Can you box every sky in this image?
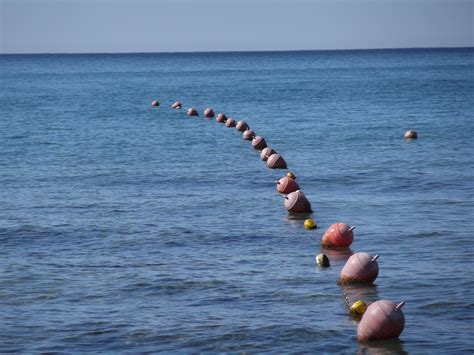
[1,0,472,54]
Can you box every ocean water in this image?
[1,48,473,353]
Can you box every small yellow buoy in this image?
[350,300,368,319]
[287,171,296,179]
[316,253,330,267]
[304,218,316,230]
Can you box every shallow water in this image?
[1,48,473,353]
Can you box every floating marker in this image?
[151,99,160,107]
[216,113,227,123]
[357,300,405,342]
[236,120,249,132]
[276,176,300,194]
[204,108,215,118]
[339,252,379,285]
[225,118,236,127]
[243,129,256,140]
[260,147,276,161]
[321,222,354,248]
[404,130,418,139]
[187,108,199,116]
[267,154,288,169]
[284,190,312,213]
[171,101,182,109]
[316,253,330,267]
[252,136,267,150]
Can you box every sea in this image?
[1,48,473,353]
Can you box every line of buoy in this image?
[154,99,410,343]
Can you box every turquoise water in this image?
[1,48,473,353]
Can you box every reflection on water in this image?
[357,338,407,355]
[321,246,353,266]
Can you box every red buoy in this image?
[243,129,256,140]
[171,101,182,109]
[276,176,300,194]
[151,99,160,107]
[187,108,198,116]
[339,252,379,284]
[284,190,312,213]
[404,130,418,139]
[204,108,215,118]
[357,300,405,342]
[216,113,227,123]
[252,136,267,150]
[260,147,276,161]
[321,222,354,248]
[236,121,249,132]
[267,154,287,169]
[225,118,236,127]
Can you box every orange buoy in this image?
[260,147,276,161]
[187,108,198,116]
[252,136,267,150]
[321,222,354,248]
[225,118,236,127]
[151,99,160,107]
[284,190,312,213]
[216,113,227,123]
[357,300,405,342]
[404,130,418,139]
[267,154,287,169]
[339,252,379,284]
[236,121,249,132]
[204,108,215,118]
[171,101,182,109]
[243,129,256,140]
[276,176,300,194]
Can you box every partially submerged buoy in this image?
[216,113,227,123]
[339,252,379,285]
[284,190,312,213]
[187,108,198,116]
[204,108,215,118]
[267,154,288,169]
[243,129,256,140]
[276,176,300,194]
[321,222,354,248]
[404,130,418,139]
[171,101,182,109]
[350,300,368,319]
[151,99,160,107]
[304,218,316,230]
[316,253,330,267]
[287,171,296,179]
[252,136,267,150]
[260,147,276,161]
[225,118,236,127]
[236,120,249,132]
[357,300,405,342]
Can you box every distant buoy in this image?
[187,108,198,116]
[171,101,182,109]
[151,99,160,107]
[339,252,379,284]
[321,222,354,248]
[216,113,227,123]
[357,300,405,342]
[404,130,418,139]
[243,130,256,140]
[225,118,236,127]
[316,253,330,267]
[304,218,316,230]
[284,190,312,213]
[236,121,249,132]
[267,154,288,169]
[276,176,300,194]
[204,108,215,118]
[260,147,276,161]
[252,136,267,150]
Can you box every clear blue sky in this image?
[1,0,472,54]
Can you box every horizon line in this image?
[1,45,473,56]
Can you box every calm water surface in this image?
[1,49,473,353]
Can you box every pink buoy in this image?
[204,108,215,118]
[225,118,236,127]
[216,113,227,123]
[276,176,300,194]
[236,121,249,132]
[404,130,418,139]
[321,222,355,248]
[252,136,267,150]
[267,154,287,169]
[243,129,256,140]
[171,101,182,109]
[284,190,312,213]
[339,252,379,284]
[260,147,276,161]
[357,300,405,342]
[151,99,160,107]
[187,108,198,116]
